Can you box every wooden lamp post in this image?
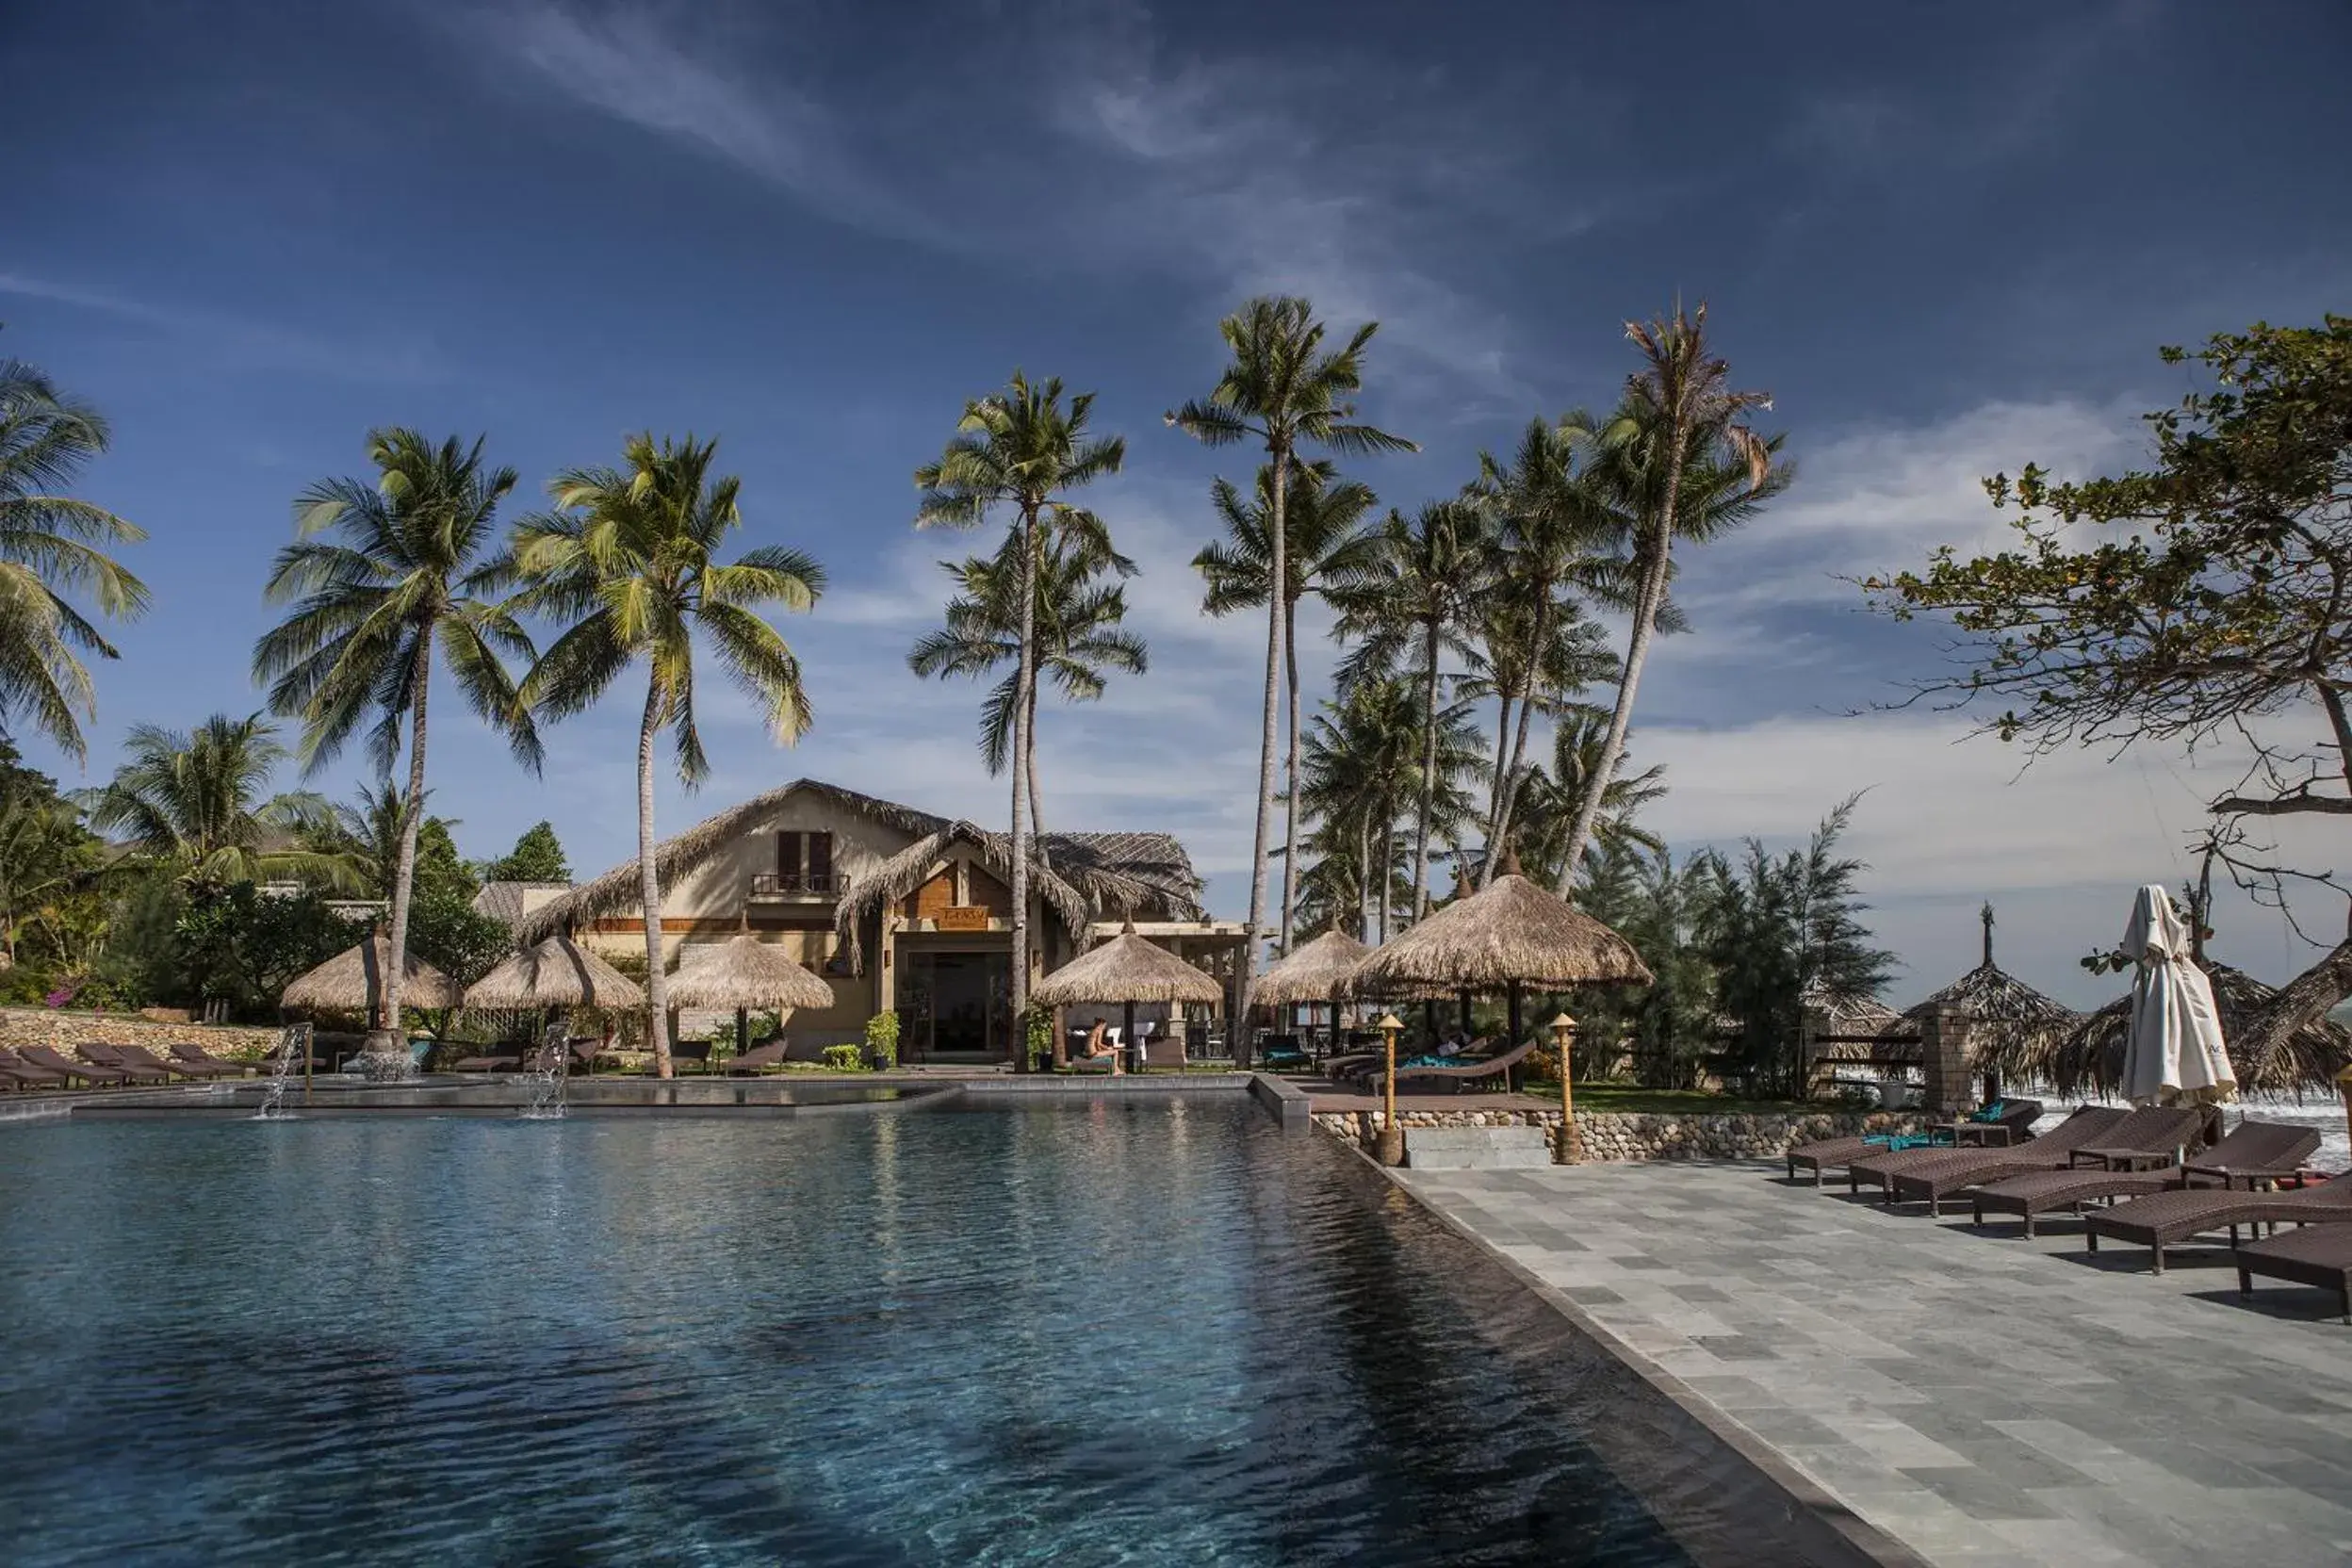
[1550,1011,1578,1164]
[1376,1012,1404,1165]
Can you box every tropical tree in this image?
[253,429,538,1043]
[1168,297,1414,1013]
[309,782,475,905]
[510,433,824,1078]
[0,359,149,759]
[87,713,351,889]
[1195,457,1380,951]
[910,527,1146,843]
[1575,843,1721,1087]
[1333,499,1487,923]
[1298,676,1420,941]
[0,742,102,971]
[916,374,1122,1051]
[1555,304,1784,890]
[1506,710,1669,893]
[483,821,570,883]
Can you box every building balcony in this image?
[748,872,844,902]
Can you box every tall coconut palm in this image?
[0,360,148,760]
[88,713,351,888]
[1507,708,1669,893]
[253,430,538,1045]
[1333,500,1487,924]
[1299,675,1420,941]
[1554,304,1782,889]
[908,526,1147,841]
[1194,458,1380,954]
[1167,298,1413,1017]
[916,374,1122,1054]
[510,434,824,1078]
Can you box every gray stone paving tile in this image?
[1895,1467,2061,1521]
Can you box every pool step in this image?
[1404,1124,1555,1169]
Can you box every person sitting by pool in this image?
[1082,1017,1122,1075]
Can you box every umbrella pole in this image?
[1508,981,1523,1053]
[737,1006,749,1060]
[1123,999,1137,1075]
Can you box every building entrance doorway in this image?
[899,949,1012,1059]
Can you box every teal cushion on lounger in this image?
[1967,1101,2007,1124]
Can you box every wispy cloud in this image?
[0,270,446,383]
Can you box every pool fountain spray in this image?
[254,1022,311,1120]
[521,1021,570,1120]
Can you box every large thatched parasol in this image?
[1254,930,1373,1007]
[463,937,645,1012]
[1902,906,2076,1092]
[282,936,463,1015]
[669,935,834,1055]
[1031,923,1223,1070]
[2051,960,2352,1099]
[1350,873,1653,1157]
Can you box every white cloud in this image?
[0,270,446,383]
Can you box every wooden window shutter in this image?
[808,832,832,887]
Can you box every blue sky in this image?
[7,0,2349,1006]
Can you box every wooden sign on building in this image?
[936,906,992,933]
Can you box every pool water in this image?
[0,1103,1792,1565]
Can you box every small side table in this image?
[2070,1146,2176,1172]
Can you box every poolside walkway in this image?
[1396,1159,2352,1568]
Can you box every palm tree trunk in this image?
[1411,620,1440,922]
[1485,685,1512,880]
[1558,429,1687,899]
[1239,447,1289,1039]
[380,635,433,1039]
[1281,592,1300,958]
[1357,809,1374,941]
[638,673,673,1079]
[1375,792,1391,944]
[1489,589,1550,878]
[1026,680,1048,870]
[1007,504,1038,1069]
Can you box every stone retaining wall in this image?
[0,1006,285,1062]
[1312,1105,1929,1162]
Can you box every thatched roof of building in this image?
[1030,928,1226,1007]
[472,880,574,926]
[463,937,645,1011]
[1350,874,1654,993]
[1253,930,1373,1006]
[2050,960,2352,1098]
[1895,907,2076,1079]
[515,778,1201,947]
[281,937,463,1013]
[667,936,833,1012]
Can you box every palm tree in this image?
[909,526,1147,840]
[916,374,1122,1054]
[253,430,538,1045]
[1333,500,1487,924]
[510,434,824,1078]
[1194,458,1380,954]
[1168,297,1414,1018]
[1553,303,1782,887]
[1507,709,1668,893]
[88,713,351,888]
[0,360,149,760]
[1299,676,1417,941]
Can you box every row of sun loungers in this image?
[1321,1036,1541,1094]
[0,1040,277,1088]
[1783,1104,2352,1321]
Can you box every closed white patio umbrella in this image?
[2119,885,2236,1107]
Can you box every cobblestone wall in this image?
[0,1007,286,1062]
[1312,1105,1929,1161]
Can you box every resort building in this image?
[511,779,1247,1061]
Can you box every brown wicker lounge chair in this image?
[1382,1037,1538,1094]
[79,1041,174,1085]
[1847,1105,2127,1200]
[2235,1224,2352,1324]
[2083,1171,2352,1273]
[18,1044,130,1087]
[0,1049,71,1088]
[1884,1105,2207,1213]
[1928,1097,2047,1148]
[111,1042,222,1082]
[727,1039,792,1075]
[451,1043,525,1072]
[1966,1119,2320,1235]
[169,1040,257,1076]
[1786,1100,2046,1185]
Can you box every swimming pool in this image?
[0,1102,1839,1564]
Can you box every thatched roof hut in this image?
[1902,906,2076,1082]
[1030,929,1225,1007]
[1350,874,1653,994]
[1253,930,1373,1008]
[282,937,464,1014]
[668,936,833,1012]
[2051,960,2352,1098]
[463,937,645,1012]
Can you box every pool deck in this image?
[1394,1159,2352,1568]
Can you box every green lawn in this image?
[1511,1084,1818,1117]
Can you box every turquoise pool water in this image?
[0,1102,1791,1564]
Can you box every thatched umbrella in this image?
[1255,930,1375,1050]
[463,937,645,1012]
[1902,905,2077,1097]
[1350,874,1653,1158]
[2052,960,2352,1100]
[1030,923,1224,1070]
[669,935,833,1055]
[282,936,463,1016]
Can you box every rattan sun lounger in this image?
[1786,1100,2046,1185]
[1927,1098,2047,1148]
[2235,1224,2352,1324]
[1846,1105,2127,1200]
[148,1040,241,1078]
[1885,1106,2207,1213]
[1382,1037,1538,1094]
[451,1045,525,1072]
[0,1049,71,1088]
[169,1040,257,1076]
[17,1044,131,1087]
[78,1041,173,1085]
[1967,1119,2320,1235]
[2084,1172,2352,1273]
[727,1040,792,1074]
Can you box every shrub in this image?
[821,1043,864,1071]
[864,1011,900,1070]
